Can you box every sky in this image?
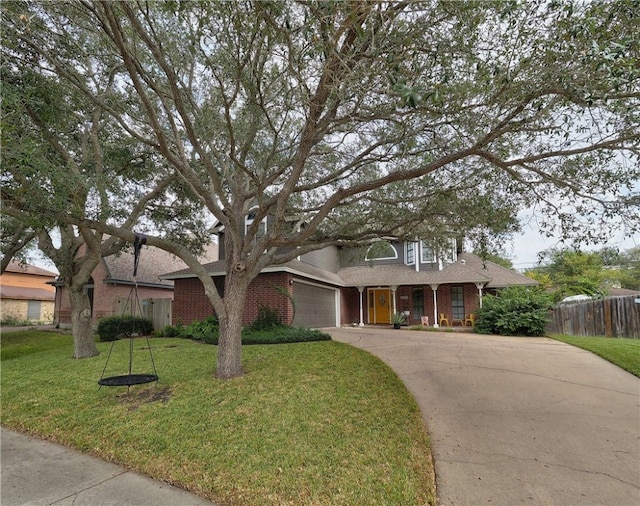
[507,216,639,272]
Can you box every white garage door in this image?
[292,282,337,328]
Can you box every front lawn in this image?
[1,330,435,506]
[550,334,640,377]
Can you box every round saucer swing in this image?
[98,234,159,390]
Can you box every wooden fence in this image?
[113,297,172,330]
[547,295,640,338]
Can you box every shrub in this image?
[248,305,282,331]
[161,324,182,337]
[182,315,219,344]
[96,315,153,342]
[474,286,553,337]
[242,326,331,345]
[0,316,32,327]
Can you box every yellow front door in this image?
[368,289,391,324]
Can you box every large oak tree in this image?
[2,0,638,378]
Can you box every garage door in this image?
[292,282,337,328]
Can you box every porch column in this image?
[357,287,365,327]
[390,285,398,316]
[475,282,485,308]
[430,284,440,328]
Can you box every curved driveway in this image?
[330,327,640,506]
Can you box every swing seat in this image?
[98,373,158,387]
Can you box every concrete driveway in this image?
[330,327,640,506]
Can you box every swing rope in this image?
[98,233,158,390]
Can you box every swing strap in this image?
[133,233,147,277]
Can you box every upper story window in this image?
[420,241,436,263]
[420,239,457,264]
[245,211,267,241]
[441,238,458,263]
[406,242,415,265]
[365,242,398,261]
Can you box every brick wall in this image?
[340,287,361,325]
[173,272,294,326]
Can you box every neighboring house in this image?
[0,261,57,323]
[51,243,218,327]
[162,234,537,328]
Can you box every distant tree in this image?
[536,248,608,301]
[618,247,640,290]
[524,268,554,291]
[3,1,639,378]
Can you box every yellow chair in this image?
[439,313,449,326]
[464,313,476,327]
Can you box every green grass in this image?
[1,330,74,360]
[550,334,640,377]
[1,330,435,506]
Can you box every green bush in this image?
[242,326,331,345]
[182,315,219,344]
[177,315,330,345]
[96,315,154,342]
[248,305,282,331]
[161,324,182,337]
[474,286,553,337]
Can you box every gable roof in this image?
[0,285,55,301]
[4,261,57,277]
[161,258,345,286]
[456,253,538,288]
[103,243,218,288]
[161,250,536,289]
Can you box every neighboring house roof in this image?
[0,286,55,301]
[608,287,640,296]
[1,261,57,301]
[103,243,218,288]
[103,249,179,288]
[4,261,57,277]
[161,250,536,289]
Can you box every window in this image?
[441,238,458,264]
[451,286,464,320]
[365,242,397,260]
[27,301,41,320]
[245,211,267,243]
[406,242,415,265]
[412,288,424,318]
[420,241,436,263]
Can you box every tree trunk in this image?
[215,275,249,379]
[69,287,99,359]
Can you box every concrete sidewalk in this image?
[1,428,216,506]
[331,327,640,506]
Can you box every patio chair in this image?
[421,316,429,326]
[439,313,449,326]
[464,313,476,327]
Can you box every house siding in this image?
[54,257,174,325]
[0,264,56,323]
[173,272,294,326]
[337,283,483,326]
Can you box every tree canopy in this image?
[2,0,639,377]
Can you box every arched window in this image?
[365,242,398,261]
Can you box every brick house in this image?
[51,244,217,327]
[0,261,57,323]
[162,238,537,328]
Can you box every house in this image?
[161,237,537,328]
[51,243,218,327]
[0,261,57,323]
